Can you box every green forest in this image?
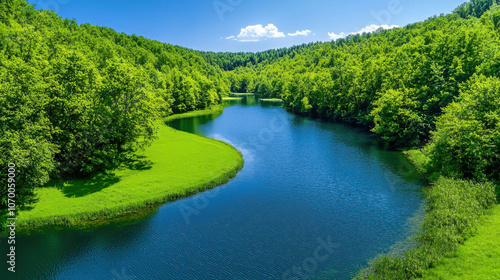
[211,0,500,186]
[1,0,500,278]
[0,0,230,208]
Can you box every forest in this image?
[0,0,229,208]
[220,0,500,184]
[1,0,500,278]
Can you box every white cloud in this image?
[328,32,348,41]
[288,30,312,37]
[328,24,399,41]
[226,24,286,42]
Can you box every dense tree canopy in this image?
[425,75,500,184]
[0,0,229,209]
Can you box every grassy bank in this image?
[229,93,255,97]
[260,98,284,103]
[14,108,244,230]
[356,176,497,279]
[164,105,224,121]
[354,147,498,279]
[422,205,500,279]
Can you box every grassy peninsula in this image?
[15,108,243,230]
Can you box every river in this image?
[9,97,424,280]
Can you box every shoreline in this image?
[355,151,497,279]
[11,105,244,232]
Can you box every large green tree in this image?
[425,75,500,183]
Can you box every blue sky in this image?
[27,0,467,52]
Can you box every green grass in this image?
[260,98,284,103]
[15,109,244,230]
[164,105,223,122]
[422,205,500,280]
[405,149,430,174]
[222,97,244,101]
[229,92,255,97]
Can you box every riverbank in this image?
[259,98,284,103]
[423,205,500,279]
[356,151,498,279]
[13,106,244,230]
[229,93,255,97]
[164,105,224,121]
[222,97,245,102]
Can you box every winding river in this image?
[9,97,424,280]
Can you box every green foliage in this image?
[0,132,55,207]
[425,75,500,183]
[0,0,229,209]
[0,54,55,207]
[371,89,425,146]
[492,10,500,28]
[454,0,496,18]
[198,45,308,71]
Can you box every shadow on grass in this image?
[43,154,154,198]
[54,173,121,198]
[120,154,153,171]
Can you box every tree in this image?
[0,56,55,207]
[371,89,425,147]
[425,75,500,183]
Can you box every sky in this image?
[27,0,468,52]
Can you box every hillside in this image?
[0,0,230,209]
[223,0,499,148]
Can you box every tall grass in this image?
[355,177,496,279]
